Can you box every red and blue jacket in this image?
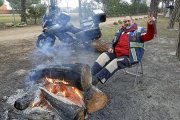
[111,23,154,63]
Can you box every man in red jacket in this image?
[91,15,155,85]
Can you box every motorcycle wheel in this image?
[36,33,55,49]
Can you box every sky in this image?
[59,0,132,8]
[4,0,12,10]
[4,0,151,9]
[4,0,131,9]
[122,0,131,3]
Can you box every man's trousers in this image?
[91,52,131,84]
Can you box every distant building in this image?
[0,4,10,14]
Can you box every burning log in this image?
[40,87,85,120]
[74,63,92,91]
[29,63,92,91]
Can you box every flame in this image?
[44,77,84,107]
[45,76,54,83]
[45,76,69,85]
[30,76,84,108]
[31,92,51,109]
[31,76,84,108]
[72,87,83,99]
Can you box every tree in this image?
[167,0,180,29]
[0,0,4,7]
[7,0,21,11]
[7,0,22,25]
[131,0,141,15]
[26,0,41,6]
[131,0,143,3]
[7,0,41,24]
[149,0,160,18]
[21,0,27,23]
[176,10,180,59]
[27,4,46,24]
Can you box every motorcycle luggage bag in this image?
[75,28,101,41]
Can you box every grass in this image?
[100,25,120,42]
[0,14,21,23]
[0,14,42,28]
[100,15,179,42]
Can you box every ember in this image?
[43,77,84,107]
[31,92,50,109]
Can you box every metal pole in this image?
[79,0,82,24]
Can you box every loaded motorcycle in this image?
[36,0,106,50]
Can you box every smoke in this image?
[26,0,104,86]
[31,0,104,66]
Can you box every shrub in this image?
[5,22,14,27]
[118,20,123,24]
[113,22,118,25]
[15,22,27,27]
[134,18,138,20]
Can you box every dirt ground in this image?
[0,16,180,120]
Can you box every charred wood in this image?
[8,107,59,120]
[41,87,85,120]
[14,93,35,110]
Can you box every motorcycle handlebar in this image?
[44,24,62,33]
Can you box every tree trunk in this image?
[168,0,180,29]
[163,0,170,17]
[35,16,37,24]
[176,21,180,60]
[21,0,27,23]
[149,0,160,18]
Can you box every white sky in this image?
[59,0,132,8]
[4,0,12,10]
[122,0,131,3]
[4,0,152,9]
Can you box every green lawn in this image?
[0,14,42,29]
[0,14,21,23]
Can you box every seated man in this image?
[91,15,155,85]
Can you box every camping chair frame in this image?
[123,61,143,86]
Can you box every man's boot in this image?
[92,76,100,86]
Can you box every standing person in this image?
[91,15,155,86]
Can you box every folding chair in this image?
[123,60,143,86]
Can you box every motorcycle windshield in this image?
[59,0,103,26]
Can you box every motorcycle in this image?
[36,0,106,50]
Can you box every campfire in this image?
[11,63,107,120]
[42,76,84,107]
